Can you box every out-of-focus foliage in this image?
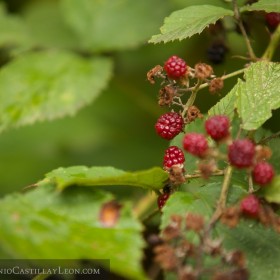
[0,184,146,280]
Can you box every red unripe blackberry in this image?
[228,139,255,168]
[183,133,208,157]
[240,195,260,218]
[155,112,184,140]
[265,12,280,29]
[252,161,275,186]
[164,55,187,79]
[205,115,230,141]
[163,146,185,169]
[157,193,170,210]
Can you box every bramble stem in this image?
[185,170,224,180]
[233,0,257,60]
[258,131,280,144]
[208,165,233,228]
[262,25,280,61]
[248,174,254,193]
[187,68,245,92]
[182,80,203,116]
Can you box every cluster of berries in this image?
[151,56,276,213]
[153,213,249,279]
[156,112,275,210]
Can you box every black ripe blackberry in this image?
[207,43,227,64]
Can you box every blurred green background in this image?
[0,0,279,196]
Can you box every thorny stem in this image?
[258,131,280,144]
[262,25,280,61]
[232,0,257,60]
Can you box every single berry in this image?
[252,161,275,186]
[155,112,184,140]
[240,195,260,218]
[207,43,227,64]
[205,115,230,141]
[265,12,280,29]
[183,133,208,157]
[228,139,255,168]
[163,146,185,169]
[157,193,170,210]
[164,55,187,79]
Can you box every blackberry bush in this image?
[1,1,280,280]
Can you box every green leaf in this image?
[208,87,237,120]
[61,0,170,51]
[220,221,280,280]
[0,3,29,47]
[0,51,112,132]
[235,61,280,130]
[241,0,280,13]
[149,5,234,44]
[170,0,230,9]
[259,175,280,203]
[0,185,146,280]
[209,62,280,131]
[40,166,168,191]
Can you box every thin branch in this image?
[258,131,280,144]
[248,174,254,193]
[232,0,257,60]
[262,24,280,61]
[206,165,233,231]
[182,80,203,116]
[186,68,245,92]
[185,170,224,180]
